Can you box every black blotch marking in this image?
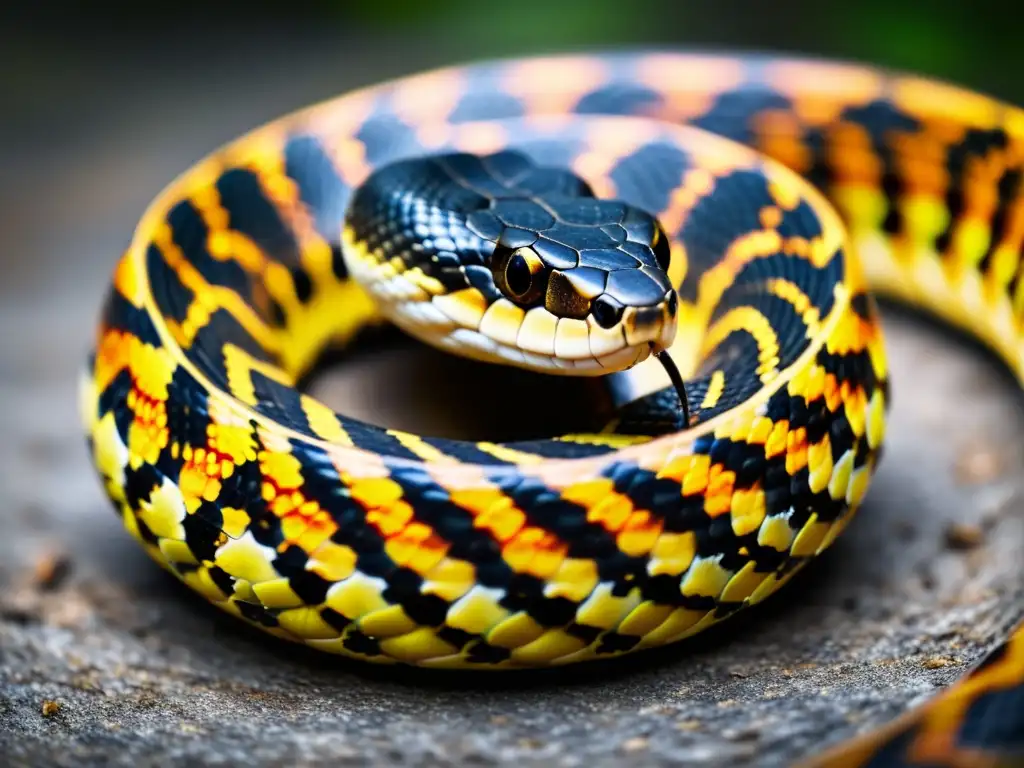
[167,199,252,297]
[217,168,302,267]
[272,544,309,578]
[608,141,689,216]
[289,569,332,605]
[98,369,135,443]
[237,600,280,627]
[449,91,525,123]
[356,113,420,166]
[100,288,163,347]
[597,632,642,654]
[162,365,212,451]
[320,607,351,633]
[291,267,313,303]
[575,82,664,116]
[207,565,235,598]
[382,568,449,627]
[934,128,1009,258]
[123,463,160,511]
[466,641,512,664]
[436,626,476,650]
[283,134,349,243]
[342,629,382,656]
[147,244,195,324]
[691,87,792,144]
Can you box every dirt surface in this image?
[2,23,1023,768]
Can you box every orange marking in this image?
[127,392,169,466]
[759,205,783,230]
[502,56,608,115]
[390,68,467,125]
[785,428,809,474]
[366,500,414,537]
[764,61,882,125]
[587,493,633,532]
[893,76,1000,131]
[447,483,528,543]
[502,526,567,580]
[890,131,951,197]
[635,54,746,120]
[822,374,843,412]
[385,522,449,575]
[449,122,509,156]
[753,110,812,175]
[325,135,372,188]
[826,122,883,186]
[765,420,789,460]
[93,330,133,393]
[704,465,735,517]
[681,454,711,495]
[179,460,222,509]
[617,511,663,556]
[113,253,146,306]
[474,501,526,543]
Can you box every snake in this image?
[79,51,1024,765]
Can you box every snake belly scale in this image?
[80,52,1024,765]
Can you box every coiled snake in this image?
[80,52,1024,765]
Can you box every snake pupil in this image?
[505,250,534,298]
[592,295,624,328]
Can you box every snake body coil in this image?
[81,52,1024,765]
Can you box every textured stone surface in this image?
[2,23,1023,768]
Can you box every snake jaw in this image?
[446,284,678,375]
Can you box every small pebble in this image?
[922,656,956,670]
[41,700,61,717]
[621,737,648,753]
[954,447,1003,484]
[33,550,71,590]
[944,522,985,550]
[724,726,761,742]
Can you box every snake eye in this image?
[651,223,671,272]
[502,247,545,302]
[592,294,624,329]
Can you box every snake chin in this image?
[440,328,652,375]
[385,295,653,375]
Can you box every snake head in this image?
[477,197,678,372]
[345,150,678,375]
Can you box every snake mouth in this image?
[436,321,653,375]
[418,290,677,376]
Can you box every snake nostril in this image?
[593,294,624,329]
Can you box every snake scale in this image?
[80,51,1024,765]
